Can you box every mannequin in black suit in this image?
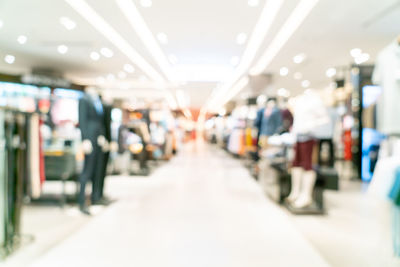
[78,87,106,215]
[96,101,112,205]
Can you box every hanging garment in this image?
[372,40,400,135]
[29,113,41,199]
[389,167,400,207]
[368,157,400,200]
[39,117,45,185]
[0,110,6,247]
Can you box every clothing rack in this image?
[0,107,41,257]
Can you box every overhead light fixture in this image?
[355,53,370,65]
[157,32,168,45]
[326,67,336,78]
[294,72,302,80]
[250,0,320,75]
[236,33,247,45]
[176,89,187,108]
[65,0,166,83]
[124,63,135,73]
[107,73,115,81]
[293,53,306,64]
[278,87,290,97]
[17,35,27,44]
[280,67,289,76]
[168,54,178,65]
[90,51,100,61]
[248,0,260,7]
[301,80,310,88]
[100,47,113,58]
[57,45,68,54]
[350,48,362,58]
[118,71,127,79]
[0,20,3,29]
[59,16,77,30]
[230,56,240,67]
[4,55,15,64]
[116,0,175,80]
[204,0,284,110]
[218,76,250,108]
[140,0,152,8]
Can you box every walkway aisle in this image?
[29,142,330,267]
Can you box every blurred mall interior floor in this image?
[1,143,398,267]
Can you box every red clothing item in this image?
[292,139,315,171]
[39,118,45,184]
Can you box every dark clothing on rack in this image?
[280,109,293,133]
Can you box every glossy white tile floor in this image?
[2,142,399,266]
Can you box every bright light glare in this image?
[57,45,68,54]
[250,0,320,75]
[4,55,15,64]
[326,67,336,78]
[280,67,289,76]
[59,17,77,30]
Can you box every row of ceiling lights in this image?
[1,14,139,84]
[277,47,370,93]
[146,1,256,68]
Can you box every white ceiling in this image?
[0,0,399,109]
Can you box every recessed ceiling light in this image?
[294,72,302,80]
[301,80,310,88]
[4,55,15,64]
[230,56,240,67]
[355,53,370,65]
[17,35,27,44]
[59,17,77,30]
[100,47,113,58]
[57,45,68,54]
[124,63,135,73]
[140,0,152,8]
[326,67,336,78]
[250,0,320,76]
[118,71,127,79]
[0,20,3,29]
[168,54,178,65]
[157,32,168,45]
[350,48,362,58]
[107,73,115,81]
[278,88,290,97]
[293,53,306,64]
[280,67,289,76]
[248,0,259,7]
[90,51,100,61]
[236,33,247,45]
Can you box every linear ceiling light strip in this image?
[218,76,250,108]
[65,0,178,109]
[116,0,174,81]
[203,0,284,111]
[250,0,320,75]
[65,0,165,83]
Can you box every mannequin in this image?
[279,98,293,134]
[255,97,283,148]
[95,94,114,205]
[78,87,106,215]
[287,90,329,208]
